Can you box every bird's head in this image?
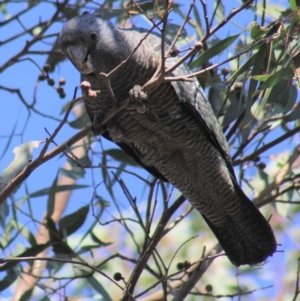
[59,13,124,74]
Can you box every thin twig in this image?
[233,125,300,166]
[0,96,129,204]
[292,258,300,301]
[0,256,136,301]
[199,0,210,40]
[0,0,68,72]
[122,195,186,299]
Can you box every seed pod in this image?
[43,64,51,72]
[47,78,55,86]
[113,272,123,281]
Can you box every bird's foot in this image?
[128,85,148,113]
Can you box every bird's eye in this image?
[90,32,98,40]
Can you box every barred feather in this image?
[59,13,277,266]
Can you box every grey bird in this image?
[59,12,276,266]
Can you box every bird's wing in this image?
[90,24,234,182]
[136,30,235,176]
[80,76,169,182]
[101,131,169,182]
[168,61,235,174]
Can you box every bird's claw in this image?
[128,85,148,114]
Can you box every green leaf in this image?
[285,101,300,122]
[60,156,88,178]
[190,34,239,69]
[250,22,273,40]
[260,67,294,90]
[287,10,300,40]
[90,232,112,246]
[59,168,85,180]
[19,225,37,246]
[0,244,49,272]
[60,99,83,115]
[165,23,187,40]
[101,152,114,198]
[94,7,127,19]
[29,184,89,198]
[79,234,112,254]
[227,45,266,82]
[1,119,18,159]
[78,244,106,254]
[266,80,288,105]
[59,205,89,238]
[59,157,88,179]
[249,74,271,81]
[192,4,204,39]
[106,149,140,166]
[251,89,270,120]
[276,192,292,218]
[88,276,113,301]
[0,141,43,193]
[110,162,126,186]
[0,201,9,228]
[222,90,246,127]
[19,288,33,301]
[38,297,51,301]
[0,270,17,292]
[69,113,90,129]
[214,0,225,23]
[257,167,269,187]
[46,216,59,244]
[0,3,11,20]
[292,52,300,69]
[290,0,297,10]
[260,82,297,117]
[208,82,227,116]
[45,38,66,72]
[276,85,297,114]
[255,3,286,19]
[46,217,74,255]
[47,176,58,217]
[60,6,79,19]
[240,45,268,139]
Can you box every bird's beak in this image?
[66,44,95,74]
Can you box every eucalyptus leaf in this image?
[19,288,33,301]
[59,205,89,238]
[0,270,17,292]
[0,141,43,193]
[88,276,113,301]
[47,176,58,217]
[250,22,273,40]
[94,8,127,19]
[0,244,49,272]
[260,67,294,90]
[29,184,89,198]
[69,113,90,129]
[107,148,140,166]
[222,90,246,127]
[190,34,239,69]
[90,231,112,246]
[1,119,18,160]
[165,23,187,40]
[284,101,300,122]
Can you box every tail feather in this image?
[202,188,277,266]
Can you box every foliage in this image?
[0,0,300,300]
